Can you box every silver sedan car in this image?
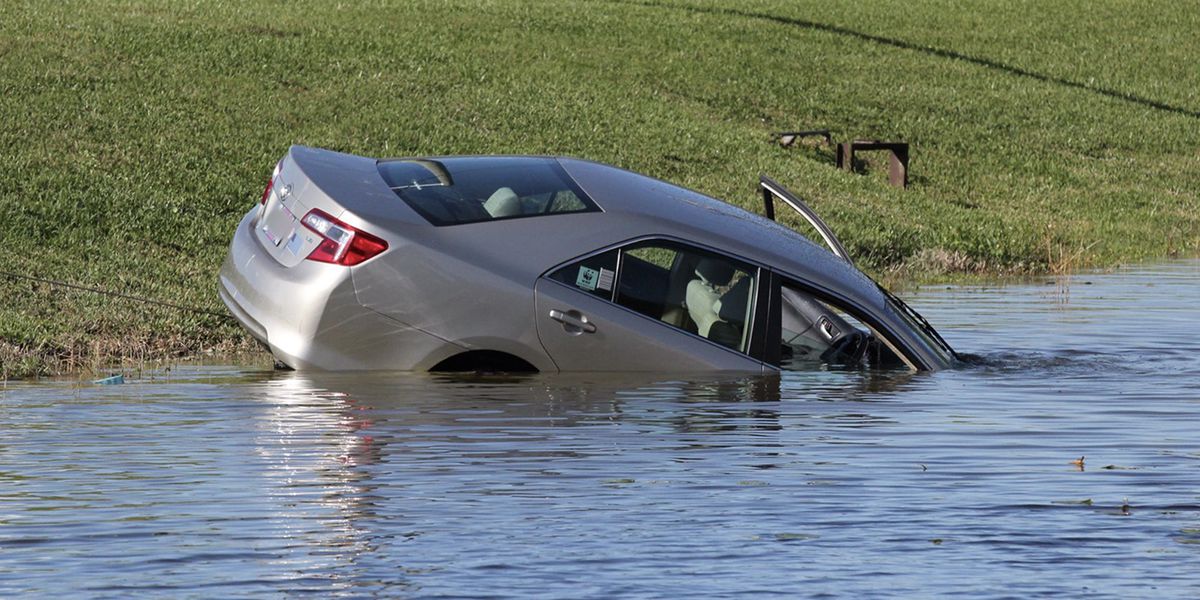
[219,146,957,372]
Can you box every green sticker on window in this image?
[576,266,599,291]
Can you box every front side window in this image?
[377,157,598,226]
[777,281,906,369]
[549,241,758,354]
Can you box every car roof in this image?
[292,145,887,319]
[557,158,883,298]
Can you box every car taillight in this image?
[300,208,389,266]
[259,160,282,205]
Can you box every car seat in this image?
[686,258,736,338]
[707,276,752,349]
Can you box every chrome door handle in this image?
[549,309,597,334]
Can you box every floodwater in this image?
[2,261,1198,598]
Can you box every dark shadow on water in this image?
[612,0,1200,120]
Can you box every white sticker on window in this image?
[597,268,614,291]
[576,266,599,291]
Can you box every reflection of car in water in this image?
[219,146,958,373]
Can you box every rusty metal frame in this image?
[835,140,909,188]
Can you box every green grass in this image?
[2,0,1198,377]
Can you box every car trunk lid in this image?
[256,171,317,268]
[253,146,409,268]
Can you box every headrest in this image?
[694,258,735,286]
[483,187,521,217]
[718,276,752,323]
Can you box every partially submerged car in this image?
[219,146,958,373]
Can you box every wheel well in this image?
[429,350,539,373]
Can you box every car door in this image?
[534,240,770,372]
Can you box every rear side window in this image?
[547,249,618,301]
[549,241,758,354]
[378,157,599,226]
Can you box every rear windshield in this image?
[377,157,600,226]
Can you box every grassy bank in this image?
[2,0,1197,378]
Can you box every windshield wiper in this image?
[877,284,960,362]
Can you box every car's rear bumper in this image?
[219,209,461,370]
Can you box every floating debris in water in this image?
[772,533,818,542]
[93,374,124,385]
[1176,528,1200,546]
[749,532,820,542]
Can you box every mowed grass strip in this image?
[1,0,1197,376]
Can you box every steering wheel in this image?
[820,330,870,366]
